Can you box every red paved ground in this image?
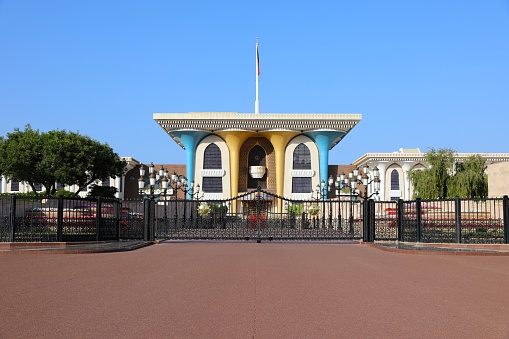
[1,242,509,338]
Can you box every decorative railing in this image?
[1,193,508,244]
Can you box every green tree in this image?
[408,168,436,199]
[0,125,126,196]
[448,155,488,198]
[87,184,118,199]
[408,148,455,199]
[409,148,488,199]
[0,125,44,193]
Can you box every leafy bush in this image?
[87,184,118,199]
[211,204,228,215]
[286,203,303,214]
[54,189,76,197]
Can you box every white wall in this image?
[195,135,231,200]
[284,135,319,199]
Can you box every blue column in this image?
[304,131,345,195]
[170,131,210,198]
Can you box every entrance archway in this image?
[248,145,267,189]
[239,138,275,193]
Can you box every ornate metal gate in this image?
[153,187,364,241]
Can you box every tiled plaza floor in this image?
[1,241,509,338]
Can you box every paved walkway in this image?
[1,241,509,338]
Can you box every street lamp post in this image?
[316,177,336,229]
[357,165,381,242]
[343,170,358,233]
[333,174,345,230]
[138,163,171,241]
[315,179,327,229]
[138,163,202,236]
[138,164,175,222]
[328,165,381,235]
[167,171,202,228]
[358,164,381,201]
[327,176,335,228]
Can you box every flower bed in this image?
[248,215,265,230]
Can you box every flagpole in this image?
[255,37,260,114]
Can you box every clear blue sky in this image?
[1,1,508,165]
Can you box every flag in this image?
[256,44,260,75]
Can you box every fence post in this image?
[455,196,461,244]
[143,199,149,241]
[397,199,403,242]
[503,195,509,244]
[256,186,262,243]
[96,197,102,242]
[415,198,422,242]
[416,198,422,242]
[8,194,16,242]
[362,201,369,242]
[150,200,155,241]
[114,199,120,241]
[368,199,375,242]
[57,195,63,242]
[143,199,155,241]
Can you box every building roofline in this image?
[154,112,361,133]
[154,112,362,150]
[353,152,509,166]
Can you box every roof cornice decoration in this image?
[153,112,361,133]
[353,153,509,166]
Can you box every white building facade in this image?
[353,148,509,201]
[3,150,509,201]
[0,157,139,200]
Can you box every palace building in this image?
[152,112,362,202]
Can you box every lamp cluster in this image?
[329,164,381,200]
[138,162,201,200]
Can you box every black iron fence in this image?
[399,197,509,244]
[0,195,121,242]
[1,192,509,244]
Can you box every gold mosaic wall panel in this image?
[239,137,275,192]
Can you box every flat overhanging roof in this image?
[154,112,362,150]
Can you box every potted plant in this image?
[308,204,320,217]
[286,203,303,228]
[197,202,211,217]
[211,204,228,228]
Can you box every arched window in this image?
[293,143,311,170]
[292,144,312,193]
[202,143,223,193]
[391,170,399,190]
[204,144,221,169]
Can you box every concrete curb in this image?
[363,241,509,256]
[0,241,155,255]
